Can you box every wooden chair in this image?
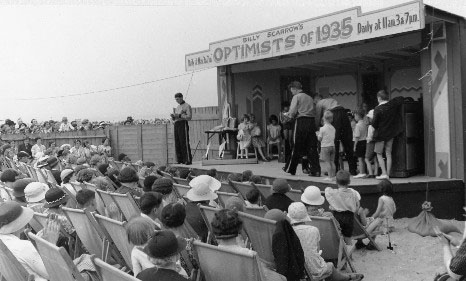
[173,176,190,186]
[308,216,356,272]
[109,192,141,221]
[0,239,35,281]
[238,211,276,266]
[266,139,281,160]
[27,231,86,281]
[216,191,245,208]
[286,189,303,202]
[236,145,257,159]
[243,206,268,218]
[173,183,191,200]
[193,241,266,281]
[251,183,272,199]
[94,213,133,270]
[93,257,139,281]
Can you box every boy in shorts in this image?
[364,110,378,179]
[353,110,368,178]
[317,111,336,181]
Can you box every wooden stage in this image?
[173,160,465,220]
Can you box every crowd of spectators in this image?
[0,116,172,135]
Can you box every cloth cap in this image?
[12,178,34,197]
[186,176,218,202]
[44,188,68,208]
[272,178,291,194]
[0,202,34,234]
[152,178,173,195]
[161,203,186,228]
[287,202,311,223]
[118,167,139,183]
[60,169,74,181]
[144,230,186,258]
[301,186,325,206]
[24,182,49,203]
[0,169,18,183]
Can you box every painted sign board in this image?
[185,0,424,71]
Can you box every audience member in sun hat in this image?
[301,186,333,217]
[287,202,312,224]
[76,157,88,166]
[264,178,294,212]
[137,230,187,281]
[24,182,49,213]
[189,175,221,192]
[12,178,34,206]
[0,201,34,235]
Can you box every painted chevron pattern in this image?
[391,86,422,93]
[329,91,356,96]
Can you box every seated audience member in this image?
[125,217,157,277]
[287,202,364,281]
[139,162,156,177]
[60,169,76,196]
[24,182,49,213]
[166,166,178,177]
[245,189,261,208]
[12,178,34,207]
[76,157,88,167]
[301,186,333,217]
[143,175,158,192]
[107,168,122,188]
[176,169,190,179]
[225,197,245,212]
[116,167,143,198]
[226,173,242,182]
[76,189,97,211]
[91,176,111,191]
[97,163,110,176]
[89,155,102,169]
[267,114,282,148]
[207,168,217,179]
[325,170,361,244]
[264,178,294,212]
[250,175,262,184]
[0,201,58,281]
[43,188,74,235]
[118,153,131,163]
[137,230,189,281]
[97,137,112,157]
[185,175,221,242]
[152,178,177,205]
[39,156,62,185]
[161,202,199,240]
[139,192,164,229]
[76,168,95,183]
[212,209,286,281]
[1,168,20,189]
[17,151,31,165]
[31,137,46,160]
[241,170,253,182]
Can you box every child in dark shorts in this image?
[353,110,368,178]
[364,110,379,179]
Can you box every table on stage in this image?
[204,128,238,160]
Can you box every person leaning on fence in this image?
[171,92,192,165]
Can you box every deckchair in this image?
[0,239,35,281]
[173,176,190,186]
[160,170,175,181]
[307,216,356,272]
[27,231,86,281]
[70,181,84,193]
[251,183,272,200]
[0,184,13,201]
[83,182,97,191]
[198,204,219,243]
[110,192,140,221]
[173,183,191,200]
[219,181,236,193]
[104,176,118,191]
[349,214,382,254]
[193,241,266,281]
[286,189,303,202]
[216,191,245,208]
[93,257,139,281]
[111,160,125,171]
[34,168,48,184]
[94,213,133,270]
[243,206,269,218]
[95,189,123,221]
[62,207,108,260]
[45,169,58,185]
[25,165,39,181]
[238,211,276,266]
[228,180,255,200]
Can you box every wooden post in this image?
[137,125,143,161]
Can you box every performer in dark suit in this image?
[171,93,192,165]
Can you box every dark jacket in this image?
[18,143,32,156]
[185,201,208,242]
[272,220,306,281]
[372,96,404,141]
[137,268,187,281]
[264,193,294,212]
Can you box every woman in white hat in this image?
[0,201,60,281]
[184,175,220,242]
[287,202,364,281]
[24,182,49,213]
[301,186,333,218]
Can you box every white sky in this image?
[0,0,464,123]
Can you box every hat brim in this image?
[26,193,46,203]
[301,194,325,206]
[44,194,69,208]
[185,189,218,202]
[144,236,187,258]
[0,207,33,234]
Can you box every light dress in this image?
[237,122,252,150]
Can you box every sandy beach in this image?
[352,218,464,281]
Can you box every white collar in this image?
[378,101,388,106]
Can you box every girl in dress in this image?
[237,114,252,159]
[366,179,396,234]
[249,114,269,162]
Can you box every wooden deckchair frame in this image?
[216,191,245,208]
[109,192,141,221]
[93,257,140,281]
[173,183,190,201]
[0,239,35,281]
[173,176,190,186]
[243,205,269,218]
[349,214,382,255]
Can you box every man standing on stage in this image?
[283,81,320,176]
[171,93,192,165]
[315,95,357,175]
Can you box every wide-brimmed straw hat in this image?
[301,186,325,206]
[186,176,219,202]
[0,202,34,234]
[189,175,221,191]
[24,182,49,203]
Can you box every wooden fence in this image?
[1,106,221,165]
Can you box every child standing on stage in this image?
[353,110,368,178]
[237,114,252,159]
[317,111,336,181]
[364,110,379,178]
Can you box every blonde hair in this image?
[125,217,155,246]
[323,110,333,122]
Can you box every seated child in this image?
[250,175,262,184]
[241,170,253,182]
[366,179,396,234]
[245,189,261,208]
[267,114,281,145]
